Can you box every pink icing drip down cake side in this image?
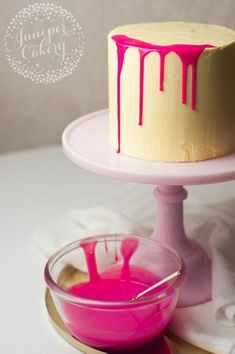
[112,34,214,154]
[108,22,235,162]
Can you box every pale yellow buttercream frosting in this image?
[108,22,235,162]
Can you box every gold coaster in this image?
[45,289,104,353]
[45,265,211,354]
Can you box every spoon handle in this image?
[133,270,181,300]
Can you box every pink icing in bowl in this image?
[44,234,184,351]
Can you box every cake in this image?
[108,22,235,162]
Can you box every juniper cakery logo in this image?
[4,3,85,84]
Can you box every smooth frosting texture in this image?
[108,22,235,162]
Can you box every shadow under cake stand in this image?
[62,109,235,307]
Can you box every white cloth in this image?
[33,184,235,354]
[33,207,149,259]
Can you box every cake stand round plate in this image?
[62,109,235,186]
[45,289,211,354]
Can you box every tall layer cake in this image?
[108,22,235,162]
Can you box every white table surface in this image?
[0,146,234,354]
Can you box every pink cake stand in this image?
[62,109,235,307]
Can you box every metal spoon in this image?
[132,270,181,301]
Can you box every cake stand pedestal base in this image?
[153,185,211,306]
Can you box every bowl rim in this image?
[44,234,185,307]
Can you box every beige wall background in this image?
[0,0,235,153]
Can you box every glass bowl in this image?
[44,234,184,351]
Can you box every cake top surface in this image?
[109,22,235,47]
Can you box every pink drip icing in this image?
[104,236,108,254]
[138,49,147,126]
[120,236,139,279]
[114,237,119,261]
[191,64,197,110]
[181,62,188,105]
[159,52,166,91]
[112,34,214,153]
[116,44,128,153]
[80,239,100,282]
